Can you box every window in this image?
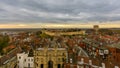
[86,65,89,68]
[28,63,30,67]
[31,59,33,61]
[37,53,39,56]
[114,56,116,59]
[19,56,21,59]
[62,58,64,62]
[28,59,30,61]
[24,59,26,62]
[37,63,38,67]
[41,64,44,68]
[58,58,60,61]
[62,53,65,56]
[18,61,19,63]
[57,64,61,68]
[70,58,72,63]
[37,58,39,61]
[41,58,43,62]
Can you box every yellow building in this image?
[34,46,67,68]
[43,30,86,36]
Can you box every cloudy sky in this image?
[0,0,120,28]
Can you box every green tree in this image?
[0,35,10,55]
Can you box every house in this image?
[17,49,34,68]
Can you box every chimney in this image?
[102,63,105,68]
[115,66,119,68]
[81,58,84,64]
[89,60,92,65]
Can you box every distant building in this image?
[17,49,34,68]
[93,25,99,34]
[43,30,86,36]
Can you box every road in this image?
[0,56,17,68]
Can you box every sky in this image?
[0,0,120,28]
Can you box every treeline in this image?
[0,35,10,55]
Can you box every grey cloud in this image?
[0,0,120,23]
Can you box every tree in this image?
[0,35,10,55]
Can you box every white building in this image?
[77,58,119,68]
[17,51,34,68]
